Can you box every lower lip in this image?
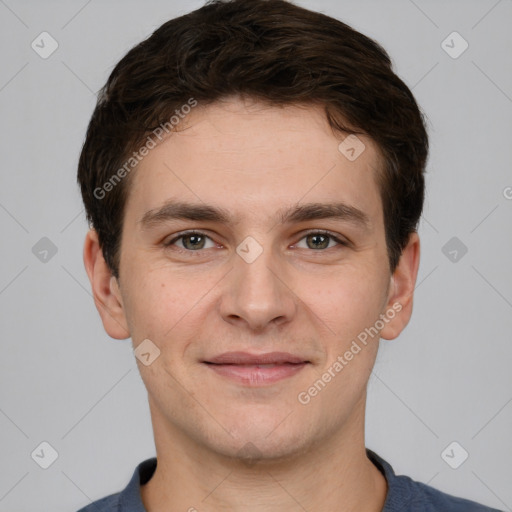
[205,362,308,385]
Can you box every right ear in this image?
[83,228,130,339]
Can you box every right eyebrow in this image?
[139,201,233,230]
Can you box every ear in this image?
[83,228,130,339]
[380,232,420,340]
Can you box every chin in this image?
[211,418,313,464]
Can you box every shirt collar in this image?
[366,448,413,511]
[119,449,402,511]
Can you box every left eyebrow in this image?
[278,202,371,231]
[138,200,371,232]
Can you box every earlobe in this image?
[380,232,421,341]
[83,229,130,340]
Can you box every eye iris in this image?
[307,234,329,250]
[183,234,205,250]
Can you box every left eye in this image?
[295,232,345,250]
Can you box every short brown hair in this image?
[78,0,428,278]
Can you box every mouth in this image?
[203,352,310,386]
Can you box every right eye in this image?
[163,231,217,252]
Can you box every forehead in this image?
[124,98,384,228]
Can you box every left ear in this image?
[380,232,421,340]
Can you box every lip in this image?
[206,351,308,365]
[203,352,309,386]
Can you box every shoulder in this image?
[397,474,503,511]
[74,457,157,512]
[366,449,503,512]
[75,492,121,512]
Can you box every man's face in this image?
[102,97,409,460]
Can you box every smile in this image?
[203,352,310,386]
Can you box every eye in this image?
[164,231,216,251]
[295,230,348,250]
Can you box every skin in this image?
[84,96,420,512]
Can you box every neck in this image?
[141,398,388,512]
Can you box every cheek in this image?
[121,259,228,363]
[121,263,191,343]
[297,263,388,341]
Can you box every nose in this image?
[219,242,297,332]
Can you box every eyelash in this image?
[163,229,349,253]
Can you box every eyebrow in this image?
[139,201,232,229]
[280,202,371,230]
[139,200,371,231]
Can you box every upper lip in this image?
[205,351,308,365]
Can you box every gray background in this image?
[0,0,511,510]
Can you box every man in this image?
[76,0,501,510]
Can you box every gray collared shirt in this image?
[75,449,503,511]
